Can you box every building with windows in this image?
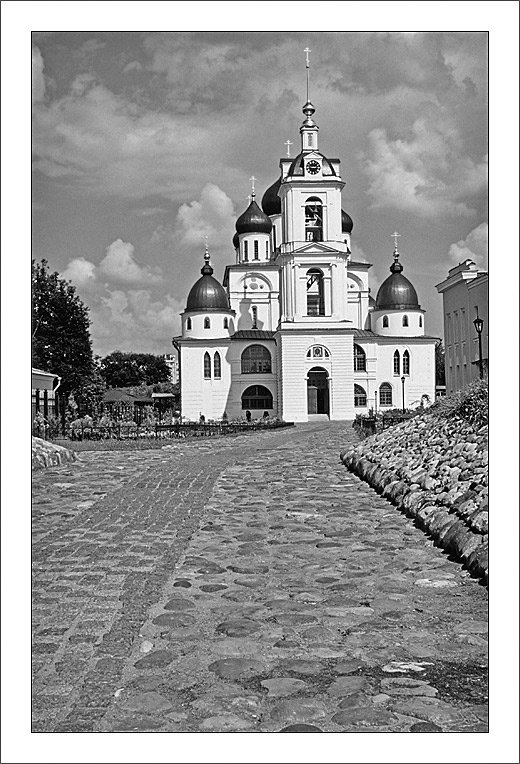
[436,260,488,393]
[174,92,437,422]
[163,352,179,384]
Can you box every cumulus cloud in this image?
[448,222,488,269]
[62,257,97,289]
[123,60,143,74]
[32,47,45,103]
[98,239,162,286]
[362,120,488,217]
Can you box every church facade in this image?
[174,94,437,423]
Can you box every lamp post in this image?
[401,375,406,413]
[473,313,484,379]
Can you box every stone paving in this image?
[32,423,488,733]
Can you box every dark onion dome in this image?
[288,151,337,177]
[375,255,420,311]
[235,199,272,235]
[261,177,282,216]
[341,209,354,233]
[186,257,230,312]
[232,231,239,249]
[368,294,376,308]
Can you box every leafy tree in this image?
[99,351,171,388]
[32,260,105,408]
[435,340,446,386]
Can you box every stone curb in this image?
[32,436,77,471]
[340,415,488,585]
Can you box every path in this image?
[32,423,488,733]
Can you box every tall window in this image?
[393,350,400,375]
[403,350,410,376]
[204,352,211,379]
[242,385,273,409]
[204,317,211,329]
[252,306,258,329]
[354,384,367,407]
[223,317,228,329]
[419,315,423,327]
[354,344,366,371]
[186,317,192,330]
[402,315,409,327]
[253,240,259,259]
[244,241,248,261]
[383,315,389,328]
[265,241,269,259]
[305,198,323,241]
[306,268,325,316]
[241,344,272,374]
[214,352,221,379]
[379,382,392,406]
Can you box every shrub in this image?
[430,378,488,428]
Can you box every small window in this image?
[393,350,400,375]
[306,345,330,359]
[402,315,409,327]
[379,382,392,406]
[204,352,211,379]
[265,241,269,259]
[254,240,259,260]
[403,350,410,376]
[252,306,258,329]
[204,317,211,329]
[244,241,248,261]
[223,317,228,329]
[186,317,192,331]
[354,344,366,372]
[214,352,221,379]
[354,384,367,407]
[419,315,423,327]
[383,315,389,328]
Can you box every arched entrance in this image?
[307,366,329,416]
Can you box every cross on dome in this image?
[391,231,401,256]
[204,236,210,262]
[250,176,256,198]
[285,139,293,157]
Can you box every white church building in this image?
[174,88,437,423]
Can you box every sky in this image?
[31,29,489,357]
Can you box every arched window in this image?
[252,306,258,329]
[244,241,248,261]
[354,384,367,407]
[354,344,366,371]
[254,240,259,260]
[402,315,409,327]
[242,385,273,410]
[204,352,211,379]
[223,317,228,329]
[186,317,192,331]
[241,344,272,374]
[265,241,269,259]
[204,317,211,329]
[214,352,221,379]
[419,315,423,327]
[403,350,410,376]
[393,350,400,375]
[379,382,393,406]
[383,315,389,328]
[305,197,323,241]
[306,268,325,316]
[306,345,330,358]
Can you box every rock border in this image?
[340,415,488,585]
[32,436,77,471]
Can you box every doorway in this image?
[307,367,329,416]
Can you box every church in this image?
[173,80,437,423]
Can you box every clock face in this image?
[306,160,320,175]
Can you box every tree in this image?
[32,260,105,408]
[99,351,171,389]
[435,340,446,386]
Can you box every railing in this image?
[353,411,419,439]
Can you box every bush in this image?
[430,377,488,428]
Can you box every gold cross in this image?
[304,47,311,68]
[391,231,401,249]
[285,140,293,157]
[250,176,256,196]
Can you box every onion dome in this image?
[186,250,230,311]
[341,209,354,233]
[261,177,282,216]
[232,231,239,249]
[375,249,420,310]
[235,198,272,235]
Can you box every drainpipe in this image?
[172,338,181,421]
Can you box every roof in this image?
[151,392,176,398]
[230,330,276,340]
[287,151,337,177]
[32,368,60,378]
[341,209,353,233]
[186,261,230,312]
[375,259,420,310]
[261,177,282,216]
[103,389,151,404]
[235,199,272,234]
[353,329,439,341]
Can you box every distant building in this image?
[32,368,61,420]
[436,260,488,393]
[163,353,179,384]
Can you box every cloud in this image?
[62,257,97,289]
[98,239,162,286]
[175,183,235,247]
[32,46,45,103]
[361,120,488,217]
[123,60,143,74]
[448,223,488,269]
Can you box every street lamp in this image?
[473,313,484,379]
[401,375,406,413]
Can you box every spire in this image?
[390,231,403,273]
[250,175,256,199]
[201,237,213,275]
[300,48,319,152]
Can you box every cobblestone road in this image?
[32,423,488,733]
